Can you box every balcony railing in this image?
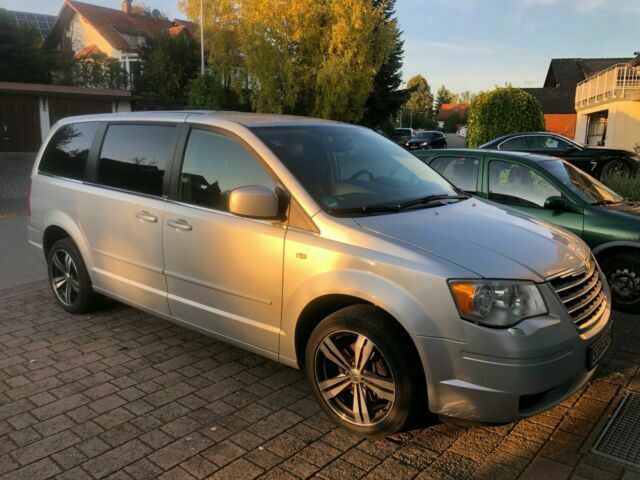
[575,63,640,109]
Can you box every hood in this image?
[581,146,636,158]
[355,198,590,281]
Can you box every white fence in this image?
[575,64,640,110]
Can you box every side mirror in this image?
[229,185,279,219]
[544,195,569,211]
[564,145,578,153]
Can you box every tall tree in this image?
[180,0,395,122]
[434,85,456,116]
[360,0,409,128]
[0,11,53,83]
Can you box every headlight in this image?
[448,280,547,327]
[420,141,429,147]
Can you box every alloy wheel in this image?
[50,249,80,306]
[608,267,640,305]
[314,330,396,426]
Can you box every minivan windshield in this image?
[251,125,459,214]
[540,159,624,204]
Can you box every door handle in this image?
[167,219,193,231]
[135,210,158,223]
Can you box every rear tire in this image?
[600,160,630,181]
[601,253,640,314]
[305,305,426,437]
[47,238,101,314]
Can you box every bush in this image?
[604,175,640,201]
[443,112,461,133]
[186,74,222,110]
[466,87,545,148]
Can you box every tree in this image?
[179,0,395,122]
[466,87,545,148]
[0,11,53,83]
[456,91,475,104]
[360,0,409,128]
[434,85,455,116]
[131,2,169,19]
[135,31,200,100]
[400,75,434,129]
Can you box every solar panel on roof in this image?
[6,10,57,37]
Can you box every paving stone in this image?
[81,439,152,478]
[147,432,212,470]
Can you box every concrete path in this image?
[0,153,36,215]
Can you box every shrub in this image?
[186,74,222,110]
[466,87,545,148]
[443,112,461,133]
[604,175,640,201]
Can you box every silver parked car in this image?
[29,112,612,437]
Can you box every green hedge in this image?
[466,87,545,148]
[604,175,640,201]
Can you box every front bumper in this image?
[413,283,612,423]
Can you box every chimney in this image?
[122,0,132,15]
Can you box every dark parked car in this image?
[405,131,447,150]
[480,132,640,181]
[416,148,640,313]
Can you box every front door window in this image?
[488,160,561,208]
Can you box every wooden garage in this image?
[0,82,131,153]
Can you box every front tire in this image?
[601,253,640,314]
[47,238,101,314]
[305,305,425,437]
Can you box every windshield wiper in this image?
[592,199,623,206]
[396,193,470,210]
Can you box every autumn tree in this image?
[360,0,409,129]
[434,85,456,116]
[400,74,435,129]
[456,91,475,104]
[180,0,395,122]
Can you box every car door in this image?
[163,126,286,353]
[428,154,482,194]
[486,158,584,237]
[79,123,180,315]
[525,135,594,173]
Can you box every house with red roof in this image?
[436,104,468,129]
[46,0,197,75]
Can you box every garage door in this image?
[49,97,112,126]
[0,94,41,153]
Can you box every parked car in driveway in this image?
[480,132,640,181]
[30,112,611,436]
[404,131,448,150]
[416,148,640,313]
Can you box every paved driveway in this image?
[0,216,47,293]
[0,290,638,480]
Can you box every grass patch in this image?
[604,176,640,201]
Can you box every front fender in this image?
[279,268,464,364]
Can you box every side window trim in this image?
[90,121,181,199]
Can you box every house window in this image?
[585,111,608,146]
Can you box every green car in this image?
[415,149,640,314]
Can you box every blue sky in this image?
[2,0,638,93]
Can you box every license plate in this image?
[588,327,611,369]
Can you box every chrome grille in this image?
[549,258,607,332]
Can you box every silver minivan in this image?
[29,112,612,437]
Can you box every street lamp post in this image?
[200,0,205,75]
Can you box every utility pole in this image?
[200,0,205,75]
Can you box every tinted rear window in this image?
[39,122,98,180]
[97,124,177,197]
